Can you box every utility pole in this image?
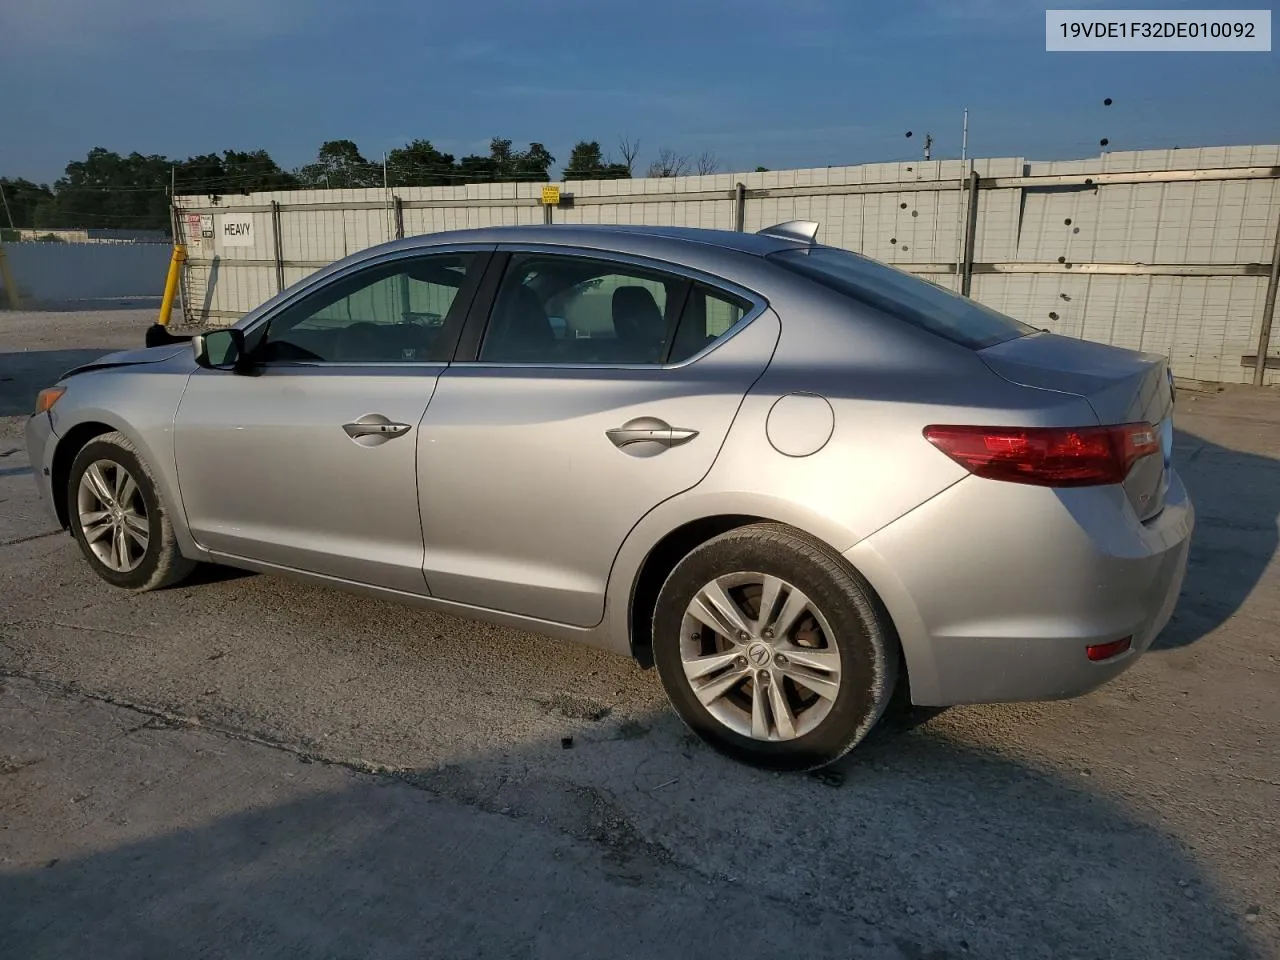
[168,165,178,239]
[0,180,14,231]
[383,152,392,240]
[955,107,970,293]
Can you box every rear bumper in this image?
[846,469,1194,707]
[24,412,60,525]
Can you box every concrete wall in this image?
[0,241,172,305]
[175,144,1280,385]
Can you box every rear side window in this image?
[667,284,750,363]
[770,246,1033,350]
[476,252,754,365]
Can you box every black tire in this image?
[652,523,899,771]
[67,431,197,591]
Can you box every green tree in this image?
[0,177,55,228]
[175,150,296,198]
[386,139,457,187]
[457,138,557,183]
[221,150,297,193]
[174,153,225,196]
[562,141,631,180]
[518,142,555,180]
[42,147,171,231]
[297,140,380,189]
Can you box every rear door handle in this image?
[342,414,412,445]
[344,422,410,438]
[606,417,699,456]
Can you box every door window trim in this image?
[450,244,768,370]
[236,244,497,369]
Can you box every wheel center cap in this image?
[746,643,772,667]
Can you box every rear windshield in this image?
[770,246,1034,350]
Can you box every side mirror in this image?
[192,328,247,372]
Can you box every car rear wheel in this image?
[652,523,898,771]
[68,432,197,591]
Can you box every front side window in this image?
[260,252,478,363]
[770,246,1033,350]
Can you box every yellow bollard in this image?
[0,240,20,310]
[157,243,187,326]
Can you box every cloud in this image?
[892,0,1117,36]
[3,0,318,51]
[479,84,717,111]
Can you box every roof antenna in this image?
[757,221,820,244]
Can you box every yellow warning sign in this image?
[541,185,561,206]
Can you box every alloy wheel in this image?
[77,459,149,573]
[679,573,842,741]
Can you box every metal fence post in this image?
[734,182,746,232]
[0,240,20,309]
[168,193,190,324]
[1252,207,1280,386]
[270,201,285,294]
[960,170,981,297]
[393,196,405,241]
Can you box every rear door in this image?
[416,247,779,626]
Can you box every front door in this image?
[174,249,487,593]
[417,249,778,626]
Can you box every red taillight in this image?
[923,423,1160,487]
[1086,636,1132,662]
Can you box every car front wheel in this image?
[68,431,197,591]
[652,523,898,771]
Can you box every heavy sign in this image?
[219,215,255,248]
[541,185,561,206]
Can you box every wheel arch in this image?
[627,514,765,667]
[50,421,117,529]
[48,412,202,565]
[626,512,908,698]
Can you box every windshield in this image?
[770,246,1034,350]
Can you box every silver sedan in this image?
[25,222,1193,770]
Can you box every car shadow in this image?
[0,708,1263,959]
[1153,426,1278,651]
[180,563,258,587]
[0,349,124,417]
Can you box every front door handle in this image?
[606,417,699,457]
[343,414,412,446]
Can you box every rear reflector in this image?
[923,423,1160,487]
[1086,636,1133,662]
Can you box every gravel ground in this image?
[1,309,1278,959]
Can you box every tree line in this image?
[1,137,762,235]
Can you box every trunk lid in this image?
[979,332,1175,520]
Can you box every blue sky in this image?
[2,0,1276,183]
